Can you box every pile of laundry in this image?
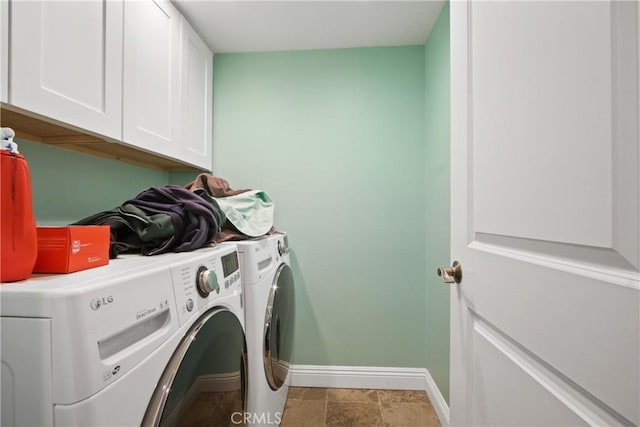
[74,175,274,258]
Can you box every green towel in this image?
[214,190,274,237]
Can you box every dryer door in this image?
[263,263,295,390]
[143,308,247,426]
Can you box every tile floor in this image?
[281,388,441,427]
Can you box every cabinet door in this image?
[179,17,213,171]
[123,0,181,160]
[1,0,7,104]
[10,0,123,139]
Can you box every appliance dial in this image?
[196,266,219,297]
[278,240,287,256]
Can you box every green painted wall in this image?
[16,139,168,224]
[424,2,451,403]
[212,46,428,367]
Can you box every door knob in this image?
[437,261,462,284]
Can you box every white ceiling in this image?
[171,1,445,54]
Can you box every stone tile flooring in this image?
[281,388,442,427]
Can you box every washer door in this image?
[143,308,247,427]
[263,263,295,390]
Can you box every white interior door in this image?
[450,1,640,426]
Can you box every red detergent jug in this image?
[1,149,38,282]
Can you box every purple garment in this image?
[125,185,223,254]
[74,185,224,257]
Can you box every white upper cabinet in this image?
[123,0,182,160]
[179,16,213,170]
[1,0,8,104]
[9,1,123,140]
[3,0,212,171]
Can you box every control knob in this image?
[277,239,287,256]
[196,266,219,297]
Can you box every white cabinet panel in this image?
[123,0,181,160]
[1,0,7,104]
[9,0,123,139]
[179,17,213,171]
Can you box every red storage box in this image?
[34,226,110,273]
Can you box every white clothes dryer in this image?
[1,245,247,427]
[231,233,295,427]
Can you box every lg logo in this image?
[90,296,114,311]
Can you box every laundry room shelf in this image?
[0,104,203,172]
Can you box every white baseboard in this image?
[424,368,451,426]
[198,371,243,393]
[289,365,450,426]
[289,365,427,390]
[163,372,243,426]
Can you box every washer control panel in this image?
[170,246,241,327]
[221,250,241,289]
[224,269,241,290]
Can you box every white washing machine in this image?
[1,245,247,427]
[230,233,295,427]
